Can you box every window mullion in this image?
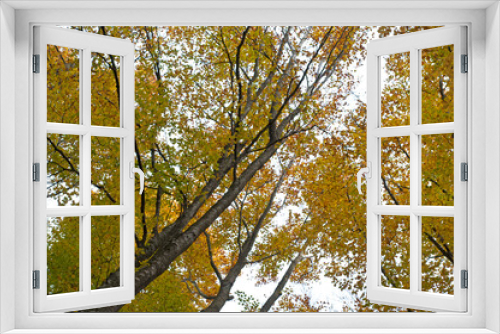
[82,47,92,294]
[78,47,85,293]
[409,47,420,295]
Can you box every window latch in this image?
[129,162,145,195]
[357,162,372,195]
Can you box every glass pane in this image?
[91,52,121,127]
[381,137,410,205]
[421,45,454,124]
[47,45,80,124]
[381,215,410,289]
[421,133,454,206]
[380,52,410,127]
[47,216,80,295]
[47,134,80,207]
[421,217,454,294]
[91,137,120,205]
[91,216,121,290]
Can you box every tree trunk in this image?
[202,161,292,312]
[88,144,279,312]
[260,254,303,312]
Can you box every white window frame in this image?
[1,1,499,333]
[33,26,136,313]
[365,26,467,312]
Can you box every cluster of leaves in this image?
[47,217,79,295]
[45,25,455,312]
[234,291,260,312]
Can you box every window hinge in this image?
[33,54,40,73]
[461,54,468,73]
[33,270,40,289]
[461,270,468,289]
[33,163,40,182]
[461,162,468,182]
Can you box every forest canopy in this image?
[45,26,454,312]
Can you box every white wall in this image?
[0,2,495,332]
[0,2,16,333]
[485,2,500,333]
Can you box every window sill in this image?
[3,330,498,334]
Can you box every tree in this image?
[46,25,455,312]
[294,26,455,311]
[47,25,360,311]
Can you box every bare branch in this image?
[204,231,224,283]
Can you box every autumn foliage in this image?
[46,26,454,312]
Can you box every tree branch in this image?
[204,231,224,283]
[259,254,304,312]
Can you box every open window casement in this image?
[33,26,137,312]
[364,26,467,312]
